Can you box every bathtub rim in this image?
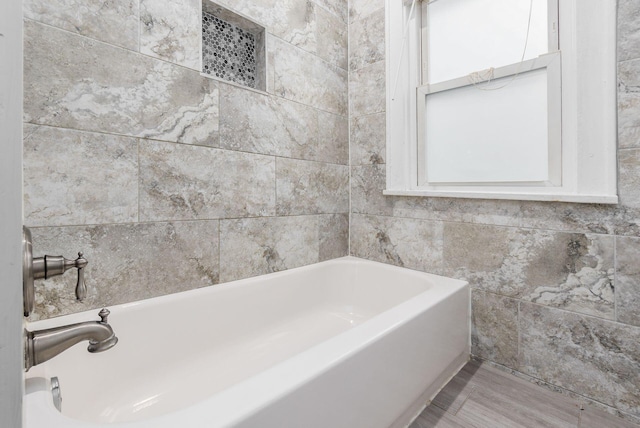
[24,256,470,427]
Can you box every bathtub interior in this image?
[25,257,466,424]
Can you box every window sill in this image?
[382,189,619,204]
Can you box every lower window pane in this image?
[424,68,549,184]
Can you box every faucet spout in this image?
[25,308,118,371]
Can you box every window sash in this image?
[420,0,559,86]
[416,52,562,188]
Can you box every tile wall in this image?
[348,0,640,421]
[22,0,349,320]
[21,0,640,423]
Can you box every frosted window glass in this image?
[424,68,548,183]
[427,0,549,83]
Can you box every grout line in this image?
[26,213,347,230]
[137,138,141,223]
[23,122,349,167]
[614,235,618,322]
[348,211,631,240]
[347,0,352,257]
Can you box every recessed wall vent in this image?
[202,2,266,91]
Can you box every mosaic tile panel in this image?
[202,11,257,88]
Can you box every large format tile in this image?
[29,221,219,320]
[391,196,640,238]
[317,110,349,165]
[349,0,384,23]
[618,0,640,62]
[140,0,201,70]
[519,303,640,417]
[442,223,615,319]
[314,0,348,23]
[349,8,385,71]
[219,83,348,164]
[317,6,348,70]
[219,215,323,282]
[350,112,386,165]
[471,292,518,368]
[214,0,317,56]
[24,21,219,146]
[23,0,139,51]
[319,213,349,261]
[349,61,386,117]
[616,236,640,327]
[351,164,394,216]
[23,124,138,227]
[350,214,444,272]
[273,38,348,115]
[139,140,275,221]
[276,158,349,215]
[619,149,640,209]
[619,59,640,145]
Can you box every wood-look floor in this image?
[409,360,639,428]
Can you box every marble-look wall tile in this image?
[316,6,348,70]
[349,8,385,71]
[351,164,394,216]
[319,213,349,261]
[24,21,219,147]
[219,84,315,156]
[219,82,348,164]
[23,124,138,227]
[350,113,386,165]
[443,223,615,319]
[219,215,321,282]
[276,158,349,215]
[139,140,275,221]
[214,0,317,56]
[349,0,384,23]
[389,195,640,238]
[314,0,348,23]
[273,38,348,115]
[618,59,640,142]
[393,196,524,228]
[350,214,444,272]
[519,303,640,417]
[618,0,640,62]
[349,60,386,117]
[619,149,640,209]
[317,110,349,165]
[616,236,640,327]
[619,126,640,150]
[23,0,139,51]
[517,202,640,238]
[140,0,202,70]
[471,291,519,368]
[29,221,219,320]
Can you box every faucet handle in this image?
[75,252,87,301]
[98,308,110,323]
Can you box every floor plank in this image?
[415,361,640,428]
[579,406,640,428]
[410,405,473,428]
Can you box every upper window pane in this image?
[426,0,549,83]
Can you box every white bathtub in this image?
[24,256,469,428]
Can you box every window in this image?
[385,0,618,203]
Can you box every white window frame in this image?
[384,0,618,204]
